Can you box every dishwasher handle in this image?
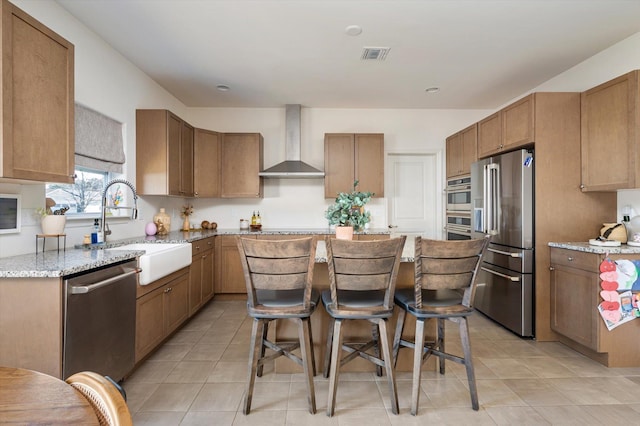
[69,267,141,294]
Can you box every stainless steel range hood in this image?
[259,104,325,178]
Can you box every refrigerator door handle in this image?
[488,247,522,258]
[483,164,490,233]
[485,163,500,235]
[481,266,520,282]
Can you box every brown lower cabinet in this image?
[215,235,255,293]
[0,277,63,378]
[189,237,215,315]
[550,247,640,367]
[135,267,190,363]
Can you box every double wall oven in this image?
[445,175,471,240]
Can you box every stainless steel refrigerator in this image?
[471,148,534,337]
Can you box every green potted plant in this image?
[325,181,373,239]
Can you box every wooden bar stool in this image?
[322,236,406,416]
[237,236,319,415]
[392,235,490,415]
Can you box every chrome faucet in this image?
[101,179,138,241]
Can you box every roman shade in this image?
[75,104,125,173]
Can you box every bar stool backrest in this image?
[238,236,317,314]
[414,236,490,309]
[326,237,406,311]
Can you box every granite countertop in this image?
[0,228,398,279]
[0,249,143,279]
[549,241,640,255]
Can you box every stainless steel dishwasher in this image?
[63,259,139,381]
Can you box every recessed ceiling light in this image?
[425,87,440,93]
[345,25,362,36]
[216,84,230,92]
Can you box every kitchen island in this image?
[549,242,640,367]
[0,228,433,377]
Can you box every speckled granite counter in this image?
[0,249,142,278]
[548,242,640,255]
[0,228,396,278]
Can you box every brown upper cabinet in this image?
[221,133,264,198]
[0,0,74,183]
[477,94,535,159]
[580,70,639,192]
[446,124,477,178]
[324,133,384,198]
[193,128,221,198]
[136,110,194,197]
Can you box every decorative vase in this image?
[182,217,190,231]
[335,225,354,240]
[153,208,171,235]
[41,215,66,235]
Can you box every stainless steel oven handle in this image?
[488,247,522,258]
[481,266,520,282]
[69,267,141,294]
[446,186,471,193]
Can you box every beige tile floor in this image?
[124,298,640,425]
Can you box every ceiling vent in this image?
[361,47,390,61]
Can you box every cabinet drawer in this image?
[550,248,599,271]
[192,237,214,256]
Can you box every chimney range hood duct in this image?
[259,104,325,178]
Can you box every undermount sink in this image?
[107,243,192,285]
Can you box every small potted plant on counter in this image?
[36,197,69,235]
[325,180,373,240]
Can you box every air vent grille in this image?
[361,47,390,61]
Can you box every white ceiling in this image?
[56,0,640,110]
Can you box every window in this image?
[46,168,112,217]
[47,104,126,218]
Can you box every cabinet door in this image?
[355,134,384,197]
[164,273,189,335]
[216,235,253,293]
[189,237,215,314]
[201,248,215,303]
[221,133,263,198]
[189,253,203,316]
[446,132,463,178]
[550,264,599,350]
[180,122,194,197]
[135,286,165,362]
[194,129,221,198]
[168,118,194,197]
[581,70,639,191]
[324,134,355,197]
[477,112,502,159]
[460,124,477,176]
[167,113,183,196]
[2,3,74,183]
[502,94,535,150]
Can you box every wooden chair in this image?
[65,371,132,426]
[322,236,406,417]
[237,236,319,415]
[392,235,490,415]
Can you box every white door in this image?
[386,153,442,238]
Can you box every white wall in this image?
[0,0,638,257]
